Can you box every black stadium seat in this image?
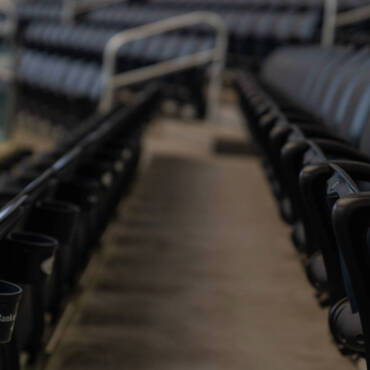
[300,161,370,355]
[75,5,320,56]
[235,39,370,367]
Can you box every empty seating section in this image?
[2,0,370,369]
[11,0,326,126]
[15,2,322,56]
[83,5,321,55]
[9,0,331,127]
[236,40,370,367]
[22,23,215,64]
[15,23,213,122]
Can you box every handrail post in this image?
[63,0,75,23]
[98,12,228,122]
[207,14,227,121]
[321,0,338,47]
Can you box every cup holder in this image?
[0,280,22,343]
[28,200,80,245]
[27,200,80,295]
[1,232,58,284]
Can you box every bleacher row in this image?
[235,46,370,366]
[10,0,328,128]
[84,5,321,48]
[0,84,160,369]
[16,2,322,56]
[11,0,370,132]
[13,0,370,132]
[22,23,215,65]
[148,0,366,8]
[16,26,210,124]
[16,0,370,12]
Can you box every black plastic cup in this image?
[26,200,80,317]
[28,200,79,277]
[1,232,58,284]
[0,280,22,344]
[1,232,58,360]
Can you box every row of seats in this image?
[16,48,206,123]
[15,2,321,56]
[261,47,370,150]
[0,85,161,369]
[13,5,212,123]
[147,0,369,9]
[16,0,370,14]
[17,48,103,124]
[16,2,62,23]
[9,1,321,133]
[235,46,370,367]
[18,49,102,101]
[148,0,327,9]
[22,23,215,64]
[15,15,214,121]
[83,5,321,54]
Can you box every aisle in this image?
[45,120,353,370]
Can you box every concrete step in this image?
[45,137,354,370]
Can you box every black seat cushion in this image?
[329,298,365,353]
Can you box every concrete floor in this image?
[44,110,355,370]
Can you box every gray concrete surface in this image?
[44,118,354,370]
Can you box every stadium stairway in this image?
[42,100,356,370]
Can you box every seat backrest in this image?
[261,46,370,152]
[329,57,370,127]
[321,48,370,118]
[303,48,352,110]
[261,47,348,107]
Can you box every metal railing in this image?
[322,0,370,46]
[0,84,159,234]
[98,11,228,121]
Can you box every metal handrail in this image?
[322,0,370,46]
[98,11,228,121]
[336,3,370,26]
[0,85,158,229]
